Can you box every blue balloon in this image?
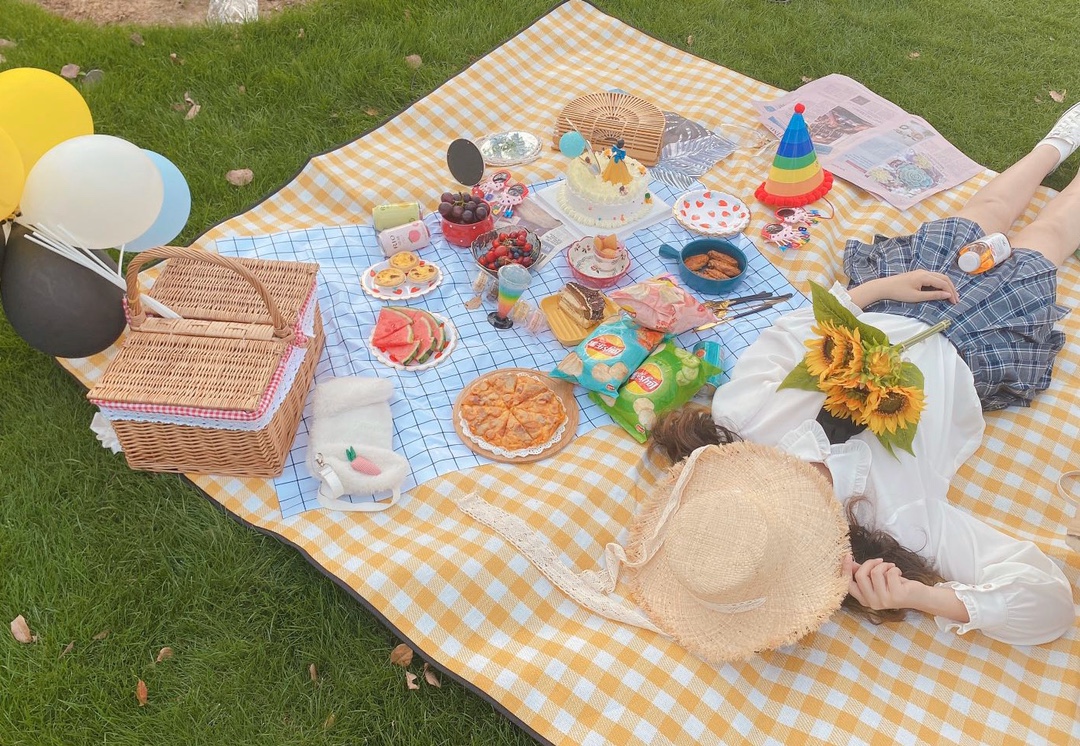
[558,131,586,158]
[124,150,191,252]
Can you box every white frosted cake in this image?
[556,148,653,228]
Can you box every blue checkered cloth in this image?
[844,217,1067,411]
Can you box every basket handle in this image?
[125,246,294,342]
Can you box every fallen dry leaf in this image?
[323,713,336,729]
[238,84,246,94]
[155,647,173,663]
[169,53,185,66]
[423,662,441,688]
[10,615,36,644]
[226,168,254,186]
[908,51,921,59]
[183,92,201,120]
[389,643,413,668]
[364,108,379,117]
[130,32,145,46]
[405,671,419,690]
[309,663,318,683]
[60,64,80,80]
[800,76,814,84]
[1050,89,1066,103]
[404,9,411,20]
[170,102,187,112]
[297,28,305,39]
[686,34,694,47]
[405,54,422,69]
[136,679,148,706]
[1035,96,1044,104]
[92,629,109,641]
[81,69,105,87]
[0,39,16,49]
[59,641,75,659]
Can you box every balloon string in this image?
[23,227,180,319]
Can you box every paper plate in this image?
[368,312,458,371]
[672,189,751,236]
[360,258,443,300]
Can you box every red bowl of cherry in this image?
[438,191,495,247]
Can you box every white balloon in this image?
[20,134,164,250]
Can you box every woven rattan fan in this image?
[553,92,665,166]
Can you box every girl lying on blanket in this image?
[649,103,1080,648]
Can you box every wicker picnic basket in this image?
[87,246,322,478]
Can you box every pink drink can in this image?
[377,219,431,257]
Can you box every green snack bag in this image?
[590,340,722,443]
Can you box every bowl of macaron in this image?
[470,228,546,278]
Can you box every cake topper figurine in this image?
[602,139,633,186]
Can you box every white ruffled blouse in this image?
[710,284,1075,645]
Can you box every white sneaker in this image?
[1039,100,1080,168]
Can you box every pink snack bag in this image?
[607,275,714,334]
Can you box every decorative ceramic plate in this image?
[538,294,621,346]
[452,368,579,464]
[672,189,751,236]
[368,312,458,371]
[475,131,544,167]
[565,238,632,289]
[360,258,443,300]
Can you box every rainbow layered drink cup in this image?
[489,263,532,329]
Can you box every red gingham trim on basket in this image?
[94,281,317,422]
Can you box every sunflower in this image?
[805,323,863,384]
[864,385,925,435]
[822,381,879,424]
[862,344,902,385]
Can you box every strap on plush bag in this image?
[314,454,399,513]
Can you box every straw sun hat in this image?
[625,442,851,664]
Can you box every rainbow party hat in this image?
[756,103,833,207]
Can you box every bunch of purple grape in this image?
[437,191,489,224]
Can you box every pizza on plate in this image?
[459,371,567,454]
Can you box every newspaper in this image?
[753,74,983,209]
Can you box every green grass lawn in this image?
[1,0,1076,743]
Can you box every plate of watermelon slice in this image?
[369,306,457,371]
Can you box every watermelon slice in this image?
[410,313,437,364]
[373,323,414,351]
[371,307,414,348]
[382,339,421,366]
[429,317,445,354]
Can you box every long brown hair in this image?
[650,405,942,624]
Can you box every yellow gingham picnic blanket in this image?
[62,2,1078,743]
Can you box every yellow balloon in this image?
[0,126,23,220]
[0,68,94,175]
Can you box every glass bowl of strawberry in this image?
[470,228,545,278]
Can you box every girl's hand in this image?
[849,271,959,308]
[842,556,920,610]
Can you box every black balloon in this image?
[1,223,127,358]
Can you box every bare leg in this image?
[1009,165,1080,267]
[954,145,1059,235]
